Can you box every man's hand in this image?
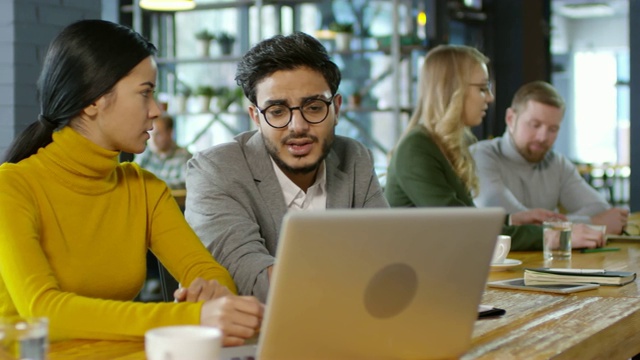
[174,277,232,303]
[200,296,265,347]
[571,224,606,249]
[591,208,629,235]
[510,209,567,226]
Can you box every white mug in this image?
[145,325,222,360]
[492,235,511,264]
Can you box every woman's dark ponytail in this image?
[2,117,57,163]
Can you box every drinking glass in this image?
[543,221,572,260]
[0,317,48,360]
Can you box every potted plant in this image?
[348,91,362,109]
[329,22,354,51]
[217,87,245,112]
[173,83,192,113]
[216,31,236,56]
[195,29,215,57]
[195,85,215,112]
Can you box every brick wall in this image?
[0,0,101,158]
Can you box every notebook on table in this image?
[524,268,636,286]
[608,221,640,241]
[220,207,505,360]
[606,234,640,242]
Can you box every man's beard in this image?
[518,142,549,163]
[263,131,334,175]
[262,132,335,175]
[509,125,548,163]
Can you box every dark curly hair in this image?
[235,32,341,105]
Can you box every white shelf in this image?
[156,56,243,65]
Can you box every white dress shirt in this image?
[271,158,327,211]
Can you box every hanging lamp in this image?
[139,0,196,11]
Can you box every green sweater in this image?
[385,127,542,250]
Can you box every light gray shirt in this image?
[470,131,610,223]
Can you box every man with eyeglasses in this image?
[471,81,628,237]
[185,32,389,302]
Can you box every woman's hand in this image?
[174,277,232,302]
[200,295,265,347]
[571,224,606,249]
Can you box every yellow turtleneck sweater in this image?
[0,126,236,341]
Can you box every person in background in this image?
[135,113,192,189]
[185,32,388,303]
[471,81,628,235]
[384,45,605,250]
[0,20,262,346]
[135,113,192,300]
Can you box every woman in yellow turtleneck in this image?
[0,20,262,346]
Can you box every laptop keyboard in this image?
[219,343,258,360]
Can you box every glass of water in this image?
[0,317,48,360]
[543,221,573,260]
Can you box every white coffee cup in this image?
[145,325,222,360]
[492,235,511,264]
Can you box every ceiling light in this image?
[557,3,614,19]
[139,0,196,11]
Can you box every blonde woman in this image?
[385,45,580,250]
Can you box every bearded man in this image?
[471,81,627,236]
[185,32,388,302]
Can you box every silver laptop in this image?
[221,207,505,360]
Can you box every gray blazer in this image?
[185,130,389,302]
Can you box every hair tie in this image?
[38,114,57,129]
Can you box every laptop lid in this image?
[257,207,505,360]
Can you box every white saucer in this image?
[490,258,522,272]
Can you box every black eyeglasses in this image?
[255,96,335,129]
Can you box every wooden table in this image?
[475,240,640,359]
[49,242,640,359]
[49,340,144,360]
[468,291,640,359]
[489,241,640,297]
